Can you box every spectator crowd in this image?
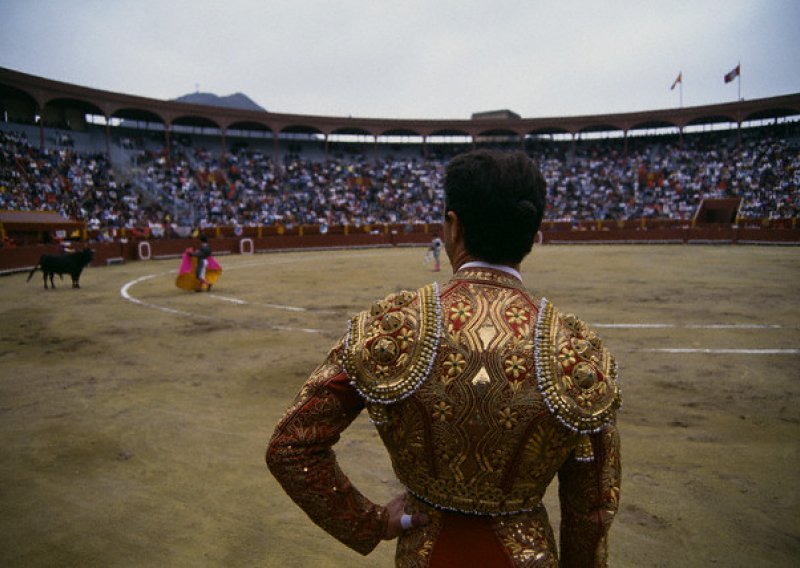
[1,124,798,242]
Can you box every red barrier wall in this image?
[2,227,798,274]
[542,226,800,245]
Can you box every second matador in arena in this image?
[267,150,622,567]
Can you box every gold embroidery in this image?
[370,300,388,317]
[443,352,466,378]
[505,306,529,325]
[372,272,575,515]
[535,299,622,457]
[344,283,441,404]
[432,401,453,422]
[471,366,491,386]
[372,336,399,364]
[353,270,620,517]
[478,324,496,347]
[450,301,473,324]
[497,407,518,430]
[504,355,527,379]
[381,311,405,333]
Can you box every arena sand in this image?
[1,245,798,567]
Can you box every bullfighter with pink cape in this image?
[175,248,222,292]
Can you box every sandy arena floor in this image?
[1,245,798,567]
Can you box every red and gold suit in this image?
[267,266,622,567]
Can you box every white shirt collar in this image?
[459,261,522,282]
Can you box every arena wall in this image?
[2,225,797,275]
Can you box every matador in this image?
[267,150,622,567]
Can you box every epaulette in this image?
[343,283,442,421]
[534,298,622,461]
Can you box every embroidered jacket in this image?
[267,267,622,566]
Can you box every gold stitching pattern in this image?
[535,299,621,458]
[344,284,442,405]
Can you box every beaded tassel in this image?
[575,435,595,462]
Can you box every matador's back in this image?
[345,265,622,565]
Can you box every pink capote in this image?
[175,249,222,291]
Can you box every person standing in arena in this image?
[188,235,213,291]
[429,232,444,272]
[176,234,221,293]
[266,150,622,566]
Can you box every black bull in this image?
[26,248,94,289]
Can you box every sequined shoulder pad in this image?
[534,298,621,434]
[344,283,442,404]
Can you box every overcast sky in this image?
[1,0,798,120]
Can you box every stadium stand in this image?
[0,67,798,267]
[2,123,797,238]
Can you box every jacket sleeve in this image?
[557,423,622,567]
[265,338,388,555]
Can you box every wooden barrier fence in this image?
[1,223,798,274]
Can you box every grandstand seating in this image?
[1,121,798,247]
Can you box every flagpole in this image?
[671,72,683,108]
[738,61,742,101]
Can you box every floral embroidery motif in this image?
[558,347,576,368]
[449,301,473,324]
[432,400,453,422]
[397,327,414,350]
[497,407,518,430]
[443,352,466,377]
[514,323,532,341]
[505,306,529,325]
[505,355,527,379]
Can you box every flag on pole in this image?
[670,72,682,90]
[724,64,740,83]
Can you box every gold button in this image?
[572,362,597,389]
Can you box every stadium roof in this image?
[2,66,799,140]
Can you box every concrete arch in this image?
[171,115,221,130]
[111,107,166,124]
[331,126,375,137]
[474,127,524,150]
[42,97,105,130]
[686,114,738,127]
[744,106,800,123]
[476,127,522,137]
[381,128,422,137]
[629,119,678,131]
[226,120,274,135]
[0,82,38,123]
[428,128,472,138]
[281,124,324,136]
[526,126,571,136]
[577,122,625,134]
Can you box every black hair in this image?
[444,150,546,264]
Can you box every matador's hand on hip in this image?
[383,493,429,540]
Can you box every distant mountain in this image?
[172,92,266,112]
